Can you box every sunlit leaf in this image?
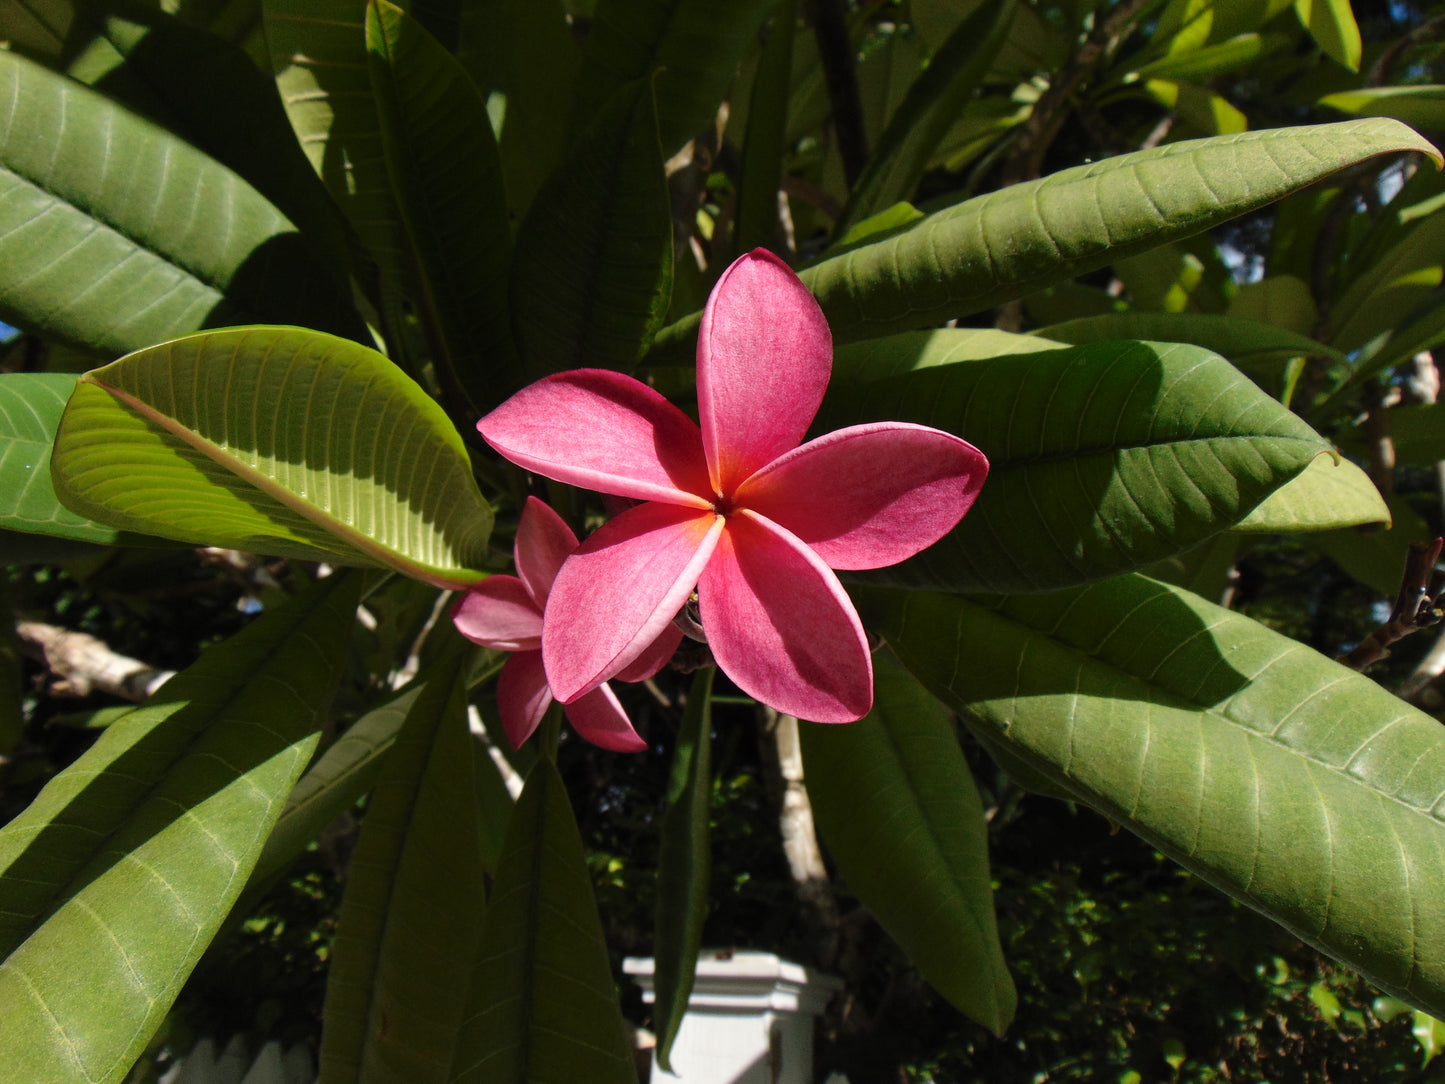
[0,373,148,545]
[861,572,1445,1019]
[0,49,360,357]
[823,337,1330,592]
[0,572,361,1082]
[51,326,493,587]
[1234,453,1388,532]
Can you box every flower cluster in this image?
[453,249,988,749]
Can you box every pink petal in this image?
[478,370,712,506]
[496,650,553,749]
[699,511,872,723]
[613,623,684,682]
[698,249,832,495]
[451,576,542,650]
[736,422,989,570]
[543,502,725,702]
[563,683,648,753]
[515,497,579,606]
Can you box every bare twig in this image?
[16,621,175,700]
[1337,538,1445,671]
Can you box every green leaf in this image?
[252,651,513,892]
[1321,86,1445,132]
[1035,312,1347,366]
[833,326,1067,382]
[0,571,361,1082]
[653,669,713,1071]
[1130,32,1287,83]
[571,0,773,155]
[1226,274,1318,336]
[733,0,796,257]
[835,0,1017,236]
[0,373,147,545]
[320,650,495,1083]
[80,4,355,280]
[463,0,579,223]
[1234,453,1389,532]
[861,573,1445,1020]
[0,48,360,357]
[1340,402,1445,467]
[455,758,635,1084]
[1330,213,1445,354]
[51,326,493,587]
[366,0,517,413]
[1308,494,1432,597]
[801,654,1015,1035]
[1294,0,1361,71]
[822,337,1330,593]
[511,81,672,382]
[653,120,1437,359]
[263,0,407,281]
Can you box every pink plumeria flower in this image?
[479,249,988,722]
[451,496,681,752]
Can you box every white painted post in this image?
[624,950,843,1084]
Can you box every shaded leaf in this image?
[0,571,361,1082]
[320,649,494,1083]
[511,81,672,383]
[51,326,493,587]
[801,653,1015,1034]
[452,758,635,1084]
[733,0,796,258]
[653,669,713,1071]
[861,573,1445,1019]
[1035,311,1347,366]
[836,0,1016,236]
[366,0,517,411]
[572,0,773,155]
[822,337,1330,593]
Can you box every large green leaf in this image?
[0,373,146,545]
[861,574,1445,1019]
[263,0,407,281]
[823,336,1330,593]
[1294,0,1361,71]
[801,653,1015,1035]
[1035,312,1348,366]
[0,571,361,1082]
[0,48,360,357]
[51,326,493,587]
[652,669,713,1072]
[570,0,773,155]
[1234,453,1389,532]
[454,758,635,1084]
[460,0,578,223]
[366,0,516,413]
[75,4,355,279]
[510,81,672,383]
[650,120,1437,361]
[320,650,496,1083]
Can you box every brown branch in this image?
[1337,538,1445,671]
[16,621,174,700]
